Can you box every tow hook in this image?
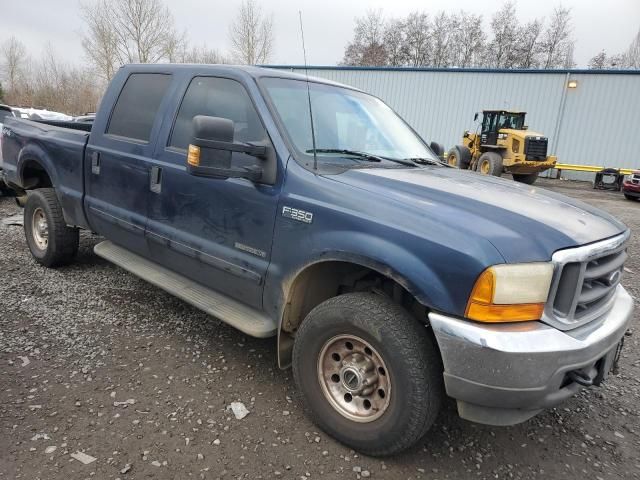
[567,369,594,387]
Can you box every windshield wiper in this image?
[306,149,421,167]
[306,148,382,162]
[403,157,448,166]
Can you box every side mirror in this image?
[473,112,479,121]
[187,115,266,181]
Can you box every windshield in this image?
[261,77,437,166]
[497,113,525,130]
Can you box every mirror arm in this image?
[188,164,262,182]
[193,137,266,157]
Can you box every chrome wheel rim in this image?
[31,207,49,250]
[317,334,391,423]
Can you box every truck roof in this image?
[120,63,357,91]
[483,109,526,114]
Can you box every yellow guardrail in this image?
[553,163,636,175]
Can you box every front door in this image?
[481,112,498,146]
[85,72,172,258]
[146,75,280,308]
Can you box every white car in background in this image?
[10,107,73,121]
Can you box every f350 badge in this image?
[282,206,313,224]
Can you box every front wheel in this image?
[476,151,503,176]
[24,188,79,267]
[512,172,539,185]
[624,193,638,201]
[292,293,443,456]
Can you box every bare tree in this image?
[450,12,485,68]
[588,50,608,69]
[229,0,274,65]
[384,19,407,66]
[402,11,431,66]
[431,12,456,67]
[174,45,231,64]
[341,10,387,66]
[485,2,520,68]
[517,19,543,68]
[80,1,120,82]
[540,6,574,69]
[81,0,183,81]
[626,28,640,68]
[1,36,28,90]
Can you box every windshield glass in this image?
[497,113,525,130]
[261,77,437,165]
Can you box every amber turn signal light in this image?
[187,144,201,166]
[465,264,552,323]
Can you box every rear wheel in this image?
[512,172,539,185]
[292,292,443,456]
[24,188,79,267]
[476,151,503,176]
[429,141,445,159]
[447,145,471,169]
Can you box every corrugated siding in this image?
[275,67,640,178]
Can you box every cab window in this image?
[169,77,267,150]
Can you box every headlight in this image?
[498,133,507,140]
[465,263,554,322]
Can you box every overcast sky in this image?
[2,0,639,68]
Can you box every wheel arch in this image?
[276,255,436,369]
[17,144,58,191]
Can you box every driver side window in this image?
[169,76,267,151]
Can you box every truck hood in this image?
[328,166,626,263]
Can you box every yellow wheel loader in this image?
[447,110,557,185]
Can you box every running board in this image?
[94,240,277,338]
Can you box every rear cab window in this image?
[107,73,172,143]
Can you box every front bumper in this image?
[429,286,634,426]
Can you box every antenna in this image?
[298,10,318,170]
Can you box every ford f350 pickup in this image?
[0,65,633,456]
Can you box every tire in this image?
[446,145,471,169]
[292,292,443,456]
[476,151,503,176]
[624,193,638,201]
[512,172,539,185]
[429,141,445,159]
[24,188,79,268]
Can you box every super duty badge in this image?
[282,206,313,224]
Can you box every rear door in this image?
[146,75,281,308]
[84,72,172,257]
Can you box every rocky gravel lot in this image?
[1,178,639,480]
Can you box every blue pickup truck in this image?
[1,64,634,455]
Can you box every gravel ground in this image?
[1,178,639,480]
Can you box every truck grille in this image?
[632,173,640,184]
[543,232,629,330]
[525,137,548,160]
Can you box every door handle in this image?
[150,166,162,194]
[91,151,100,175]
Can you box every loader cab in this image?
[480,110,526,146]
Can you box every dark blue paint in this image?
[1,64,627,326]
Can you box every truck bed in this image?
[1,116,90,228]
